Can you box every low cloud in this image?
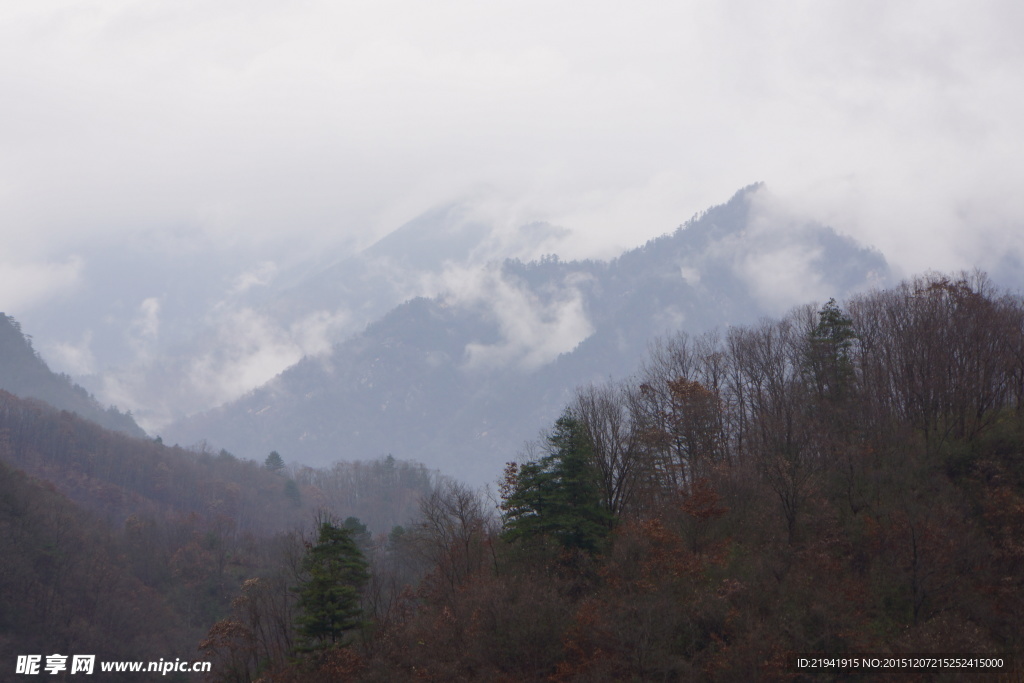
[133,306,350,430]
[686,186,890,315]
[439,263,594,372]
[132,297,161,343]
[228,261,279,296]
[0,257,82,312]
[737,244,826,315]
[78,292,351,433]
[44,332,96,376]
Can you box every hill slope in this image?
[0,313,146,436]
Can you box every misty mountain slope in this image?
[164,185,890,484]
[269,202,571,324]
[0,314,145,437]
[20,200,571,434]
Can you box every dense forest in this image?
[0,386,442,681]
[4,271,1024,681]
[190,271,1023,681]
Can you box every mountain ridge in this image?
[164,185,890,483]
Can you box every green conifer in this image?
[294,521,369,651]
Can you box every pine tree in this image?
[264,451,285,472]
[501,411,613,553]
[806,298,857,403]
[294,521,369,651]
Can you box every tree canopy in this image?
[294,520,369,651]
[501,411,613,553]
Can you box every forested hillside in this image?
[0,313,145,436]
[194,272,1024,681]
[0,459,188,672]
[0,390,445,680]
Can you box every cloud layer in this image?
[2,0,1021,272]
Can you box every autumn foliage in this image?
[340,272,1023,681]
[5,271,1024,681]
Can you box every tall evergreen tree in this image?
[501,411,613,553]
[264,450,285,472]
[294,520,369,651]
[806,298,857,403]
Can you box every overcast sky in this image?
[3,0,1023,313]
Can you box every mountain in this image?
[0,313,145,436]
[164,185,891,484]
[18,198,570,433]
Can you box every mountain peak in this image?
[362,203,492,270]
